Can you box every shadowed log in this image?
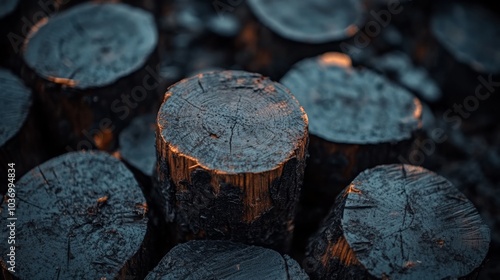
[281,52,422,257]
[281,52,422,199]
[236,0,364,79]
[305,164,490,280]
[0,68,48,195]
[0,0,17,19]
[0,151,151,279]
[145,240,309,280]
[21,3,160,152]
[155,70,308,252]
[426,2,500,107]
[119,113,157,178]
[247,0,363,44]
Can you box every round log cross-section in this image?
[305,164,490,280]
[281,52,422,199]
[155,70,308,252]
[0,68,49,195]
[22,3,159,151]
[0,151,150,279]
[146,240,309,280]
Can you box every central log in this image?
[155,70,308,252]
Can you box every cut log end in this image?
[247,0,363,43]
[155,70,308,251]
[431,2,500,74]
[158,70,308,174]
[0,151,149,279]
[23,2,158,89]
[281,53,422,145]
[0,68,31,147]
[0,0,18,19]
[306,164,490,280]
[119,113,157,177]
[145,240,309,280]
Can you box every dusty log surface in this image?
[155,70,308,252]
[305,164,490,280]
[0,68,48,195]
[0,151,150,279]
[21,3,160,151]
[145,240,309,280]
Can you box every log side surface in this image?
[155,70,308,251]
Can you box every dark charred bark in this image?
[305,164,490,280]
[154,70,308,253]
[20,3,161,152]
[146,240,309,280]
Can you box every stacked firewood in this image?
[1,0,498,279]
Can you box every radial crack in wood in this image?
[155,70,308,252]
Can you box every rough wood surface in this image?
[247,0,363,43]
[155,70,308,252]
[0,151,149,279]
[145,240,309,280]
[0,68,47,195]
[305,164,490,280]
[20,2,160,151]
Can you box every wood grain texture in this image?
[23,3,157,89]
[155,70,308,252]
[0,151,149,279]
[145,240,309,280]
[247,0,363,43]
[305,164,490,280]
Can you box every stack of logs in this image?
[0,1,494,279]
